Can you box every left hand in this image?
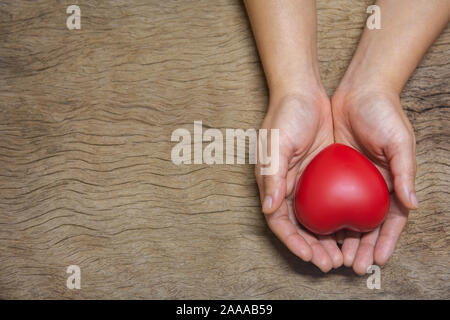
[331,88,418,275]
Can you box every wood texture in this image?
[0,0,448,299]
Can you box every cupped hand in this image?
[255,92,343,272]
[331,88,418,275]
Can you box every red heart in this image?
[294,143,389,235]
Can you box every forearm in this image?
[338,0,450,94]
[244,0,323,97]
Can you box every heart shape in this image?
[294,143,390,235]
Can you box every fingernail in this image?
[263,196,272,212]
[410,191,419,209]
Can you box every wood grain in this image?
[0,0,448,299]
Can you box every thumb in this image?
[261,155,288,214]
[257,129,289,214]
[386,136,418,210]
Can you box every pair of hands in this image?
[255,85,418,274]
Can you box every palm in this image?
[256,94,343,272]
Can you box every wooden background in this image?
[0,0,448,299]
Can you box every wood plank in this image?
[0,0,448,298]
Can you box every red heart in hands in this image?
[294,143,389,235]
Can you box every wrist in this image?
[268,86,331,122]
[336,63,401,98]
[269,74,329,109]
[270,78,325,100]
[331,82,401,118]
[270,85,329,109]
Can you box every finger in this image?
[260,148,289,214]
[336,230,345,245]
[342,230,361,267]
[265,201,313,262]
[285,197,333,272]
[307,241,334,273]
[254,163,265,200]
[286,162,301,197]
[293,229,333,272]
[374,196,409,266]
[352,228,379,275]
[318,234,344,269]
[386,134,418,210]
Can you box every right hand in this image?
[255,91,343,272]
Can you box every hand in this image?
[331,88,418,275]
[255,91,343,272]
